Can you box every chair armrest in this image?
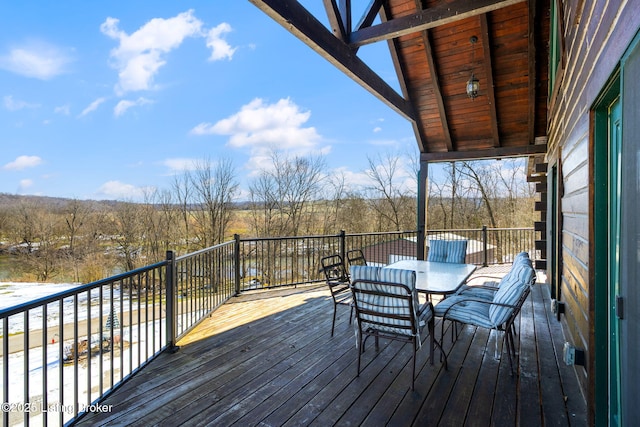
[465,275,502,285]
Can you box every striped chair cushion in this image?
[433,295,494,329]
[350,265,381,282]
[353,268,423,338]
[457,286,497,301]
[379,268,423,322]
[488,265,535,326]
[458,252,531,298]
[428,239,468,263]
[446,240,468,264]
[427,240,448,262]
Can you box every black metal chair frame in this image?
[346,248,367,267]
[320,254,353,337]
[351,279,440,390]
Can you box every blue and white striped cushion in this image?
[457,286,497,300]
[446,240,468,264]
[434,296,494,329]
[488,265,534,325]
[379,268,420,318]
[427,240,448,262]
[353,268,416,337]
[350,265,381,282]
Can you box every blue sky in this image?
[0,1,419,201]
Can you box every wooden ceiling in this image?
[249,0,550,162]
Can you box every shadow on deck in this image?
[77,266,586,426]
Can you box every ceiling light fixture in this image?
[467,36,479,99]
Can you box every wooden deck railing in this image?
[0,227,535,426]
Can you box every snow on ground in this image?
[1,282,165,426]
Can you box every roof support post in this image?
[417,159,428,260]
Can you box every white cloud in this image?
[0,41,73,80]
[373,127,382,133]
[96,180,149,200]
[206,23,236,61]
[191,98,322,150]
[162,158,199,173]
[101,10,204,94]
[4,155,43,171]
[79,97,106,117]
[4,95,39,111]
[114,97,153,117]
[54,104,70,115]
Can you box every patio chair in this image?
[433,259,536,375]
[346,249,367,267]
[427,239,468,264]
[350,265,437,390]
[320,254,353,337]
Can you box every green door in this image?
[608,96,622,425]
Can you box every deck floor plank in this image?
[77,271,586,427]
[518,287,544,427]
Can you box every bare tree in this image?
[111,202,144,272]
[364,152,416,231]
[248,151,326,237]
[189,157,238,248]
[172,172,194,252]
[62,198,94,282]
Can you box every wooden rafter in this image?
[355,0,384,31]
[380,3,428,153]
[249,0,416,121]
[349,0,526,47]
[323,0,348,40]
[479,15,500,148]
[424,29,453,151]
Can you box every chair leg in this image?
[412,340,417,391]
[440,319,445,362]
[331,304,337,337]
[357,336,363,377]
[505,333,514,376]
[428,318,435,365]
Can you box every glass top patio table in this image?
[384,260,477,295]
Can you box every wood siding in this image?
[546,0,640,422]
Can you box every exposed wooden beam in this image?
[355,0,384,31]
[249,0,416,122]
[421,143,548,162]
[349,0,526,47]
[528,0,538,144]
[479,15,500,148]
[322,0,348,41]
[424,29,453,151]
[380,3,428,152]
[352,0,384,54]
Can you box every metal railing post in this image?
[166,250,179,352]
[482,225,488,267]
[234,234,241,295]
[339,230,346,261]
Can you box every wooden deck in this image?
[77,267,587,426]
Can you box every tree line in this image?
[0,152,535,283]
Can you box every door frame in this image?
[592,69,621,426]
